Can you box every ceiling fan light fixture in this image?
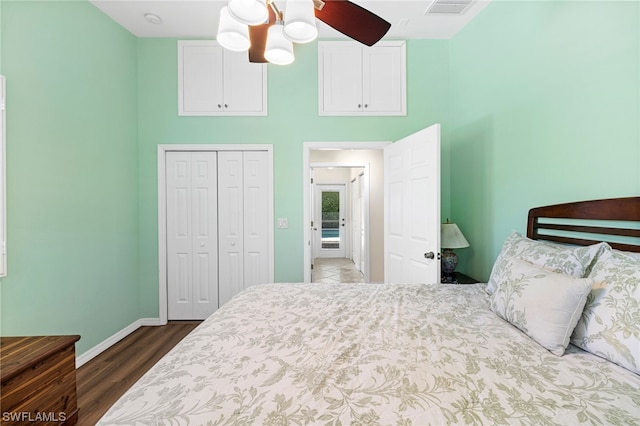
[228,0,269,26]
[283,0,318,43]
[217,6,251,52]
[264,21,295,65]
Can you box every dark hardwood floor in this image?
[75,321,201,426]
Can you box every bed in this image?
[98,197,640,425]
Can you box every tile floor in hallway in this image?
[312,258,365,283]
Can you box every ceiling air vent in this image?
[425,0,473,15]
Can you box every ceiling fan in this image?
[216,0,392,65]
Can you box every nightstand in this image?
[441,272,479,284]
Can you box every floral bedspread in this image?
[98,283,640,425]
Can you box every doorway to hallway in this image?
[304,142,389,284]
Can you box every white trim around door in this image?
[158,144,274,325]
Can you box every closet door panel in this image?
[167,152,218,320]
[167,153,193,319]
[192,153,219,318]
[175,253,190,304]
[218,152,244,306]
[243,151,270,287]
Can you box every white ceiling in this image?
[89,0,491,40]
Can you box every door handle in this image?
[424,252,435,259]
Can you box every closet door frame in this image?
[157,144,274,324]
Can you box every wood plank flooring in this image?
[75,321,201,426]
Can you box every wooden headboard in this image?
[527,197,640,253]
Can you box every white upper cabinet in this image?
[178,40,267,116]
[318,41,406,116]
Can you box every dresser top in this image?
[1,335,80,382]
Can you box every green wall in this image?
[449,0,640,281]
[136,39,451,316]
[0,1,140,355]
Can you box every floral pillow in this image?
[614,249,640,262]
[487,231,606,294]
[490,258,593,356]
[571,248,640,374]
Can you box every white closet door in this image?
[218,151,244,306]
[218,151,270,304]
[166,152,219,319]
[243,151,269,287]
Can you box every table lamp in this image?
[441,220,470,283]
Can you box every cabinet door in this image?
[223,50,267,114]
[363,44,406,115]
[319,43,363,115]
[178,41,224,115]
[318,41,406,116]
[178,41,267,116]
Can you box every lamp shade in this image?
[265,22,295,65]
[284,0,318,43]
[217,6,250,52]
[228,0,269,26]
[441,222,470,249]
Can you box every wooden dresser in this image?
[0,335,80,425]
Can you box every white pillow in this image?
[490,258,594,356]
[487,231,606,294]
[571,248,640,374]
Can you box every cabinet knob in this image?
[358,104,362,108]
[224,104,228,108]
[364,104,368,108]
[217,104,222,108]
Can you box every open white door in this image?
[384,124,441,284]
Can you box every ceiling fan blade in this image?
[249,6,276,63]
[314,0,391,47]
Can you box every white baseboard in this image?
[76,317,162,368]
[140,317,163,327]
